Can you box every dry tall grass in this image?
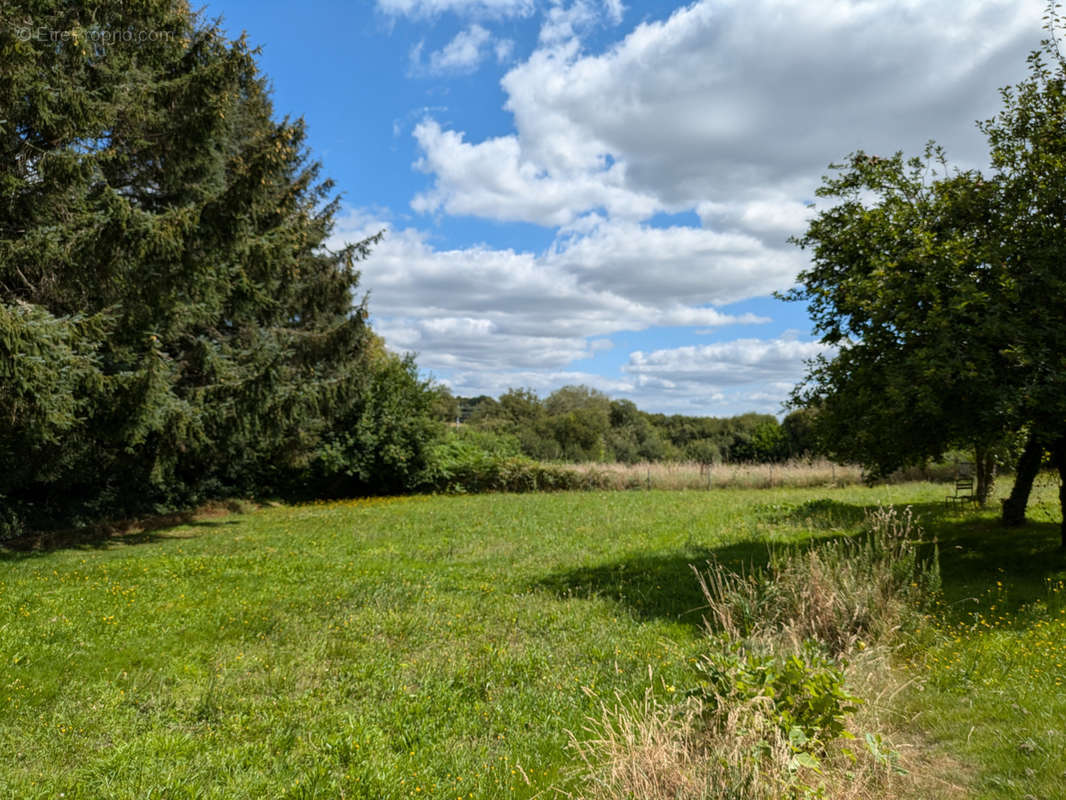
[567,507,955,800]
[570,671,930,800]
[566,459,864,491]
[696,506,938,655]
[569,684,794,800]
[564,458,961,492]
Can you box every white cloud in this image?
[333,215,823,414]
[509,0,1040,205]
[494,38,515,62]
[618,336,835,414]
[626,337,832,388]
[411,119,660,225]
[547,219,801,306]
[696,194,815,244]
[539,0,626,44]
[411,0,1041,231]
[385,1,1044,413]
[601,0,623,24]
[539,1,598,44]
[407,40,425,71]
[425,24,493,74]
[331,212,772,375]
[377,0,534,18]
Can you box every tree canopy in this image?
[451,384,793,465]
[0,1,434,531]
[787,11,1066,545]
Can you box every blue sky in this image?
[208,0,1042,415]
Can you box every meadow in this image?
[1,477,1064,799]
[564,458,958,491]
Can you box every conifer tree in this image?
[0,1,430,529]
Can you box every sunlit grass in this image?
[0,479,1062,798]
[903,572,1066,798]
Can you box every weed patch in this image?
[696,506,939,654]
[571,506,949,799]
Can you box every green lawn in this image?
[1,481,1064,799]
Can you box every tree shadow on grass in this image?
[756,497,869,530]
[920,508,1066,621]
[533,495,877,629]
[533,496,1066,632]
[767,497,1066,613]
[534,538,826,631]
[0,512,239,561]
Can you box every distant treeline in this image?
[430,385,818,465]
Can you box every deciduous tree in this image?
[787,12,1066,545]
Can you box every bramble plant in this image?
[696,643,859,760]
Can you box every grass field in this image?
[1,478,1064,798]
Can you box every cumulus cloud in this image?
[625,337,832,388]
[547,219,802,306]
[384,0,1044,412]
[601,0,624,25]
[411,0,1041,229]
[539,0,626,43]
[331,212,772,374]
[411,119,660,225]
[505,0,1040,205]
[539,1,598,44]
[617,336,836,413]
[494,38,515,62]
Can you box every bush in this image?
[574,656,869,800]
[418,431,610,494]
[307,353,440,498]
[450,426,524,458]
[0,497,24,542]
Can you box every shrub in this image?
[570,506,941,800]
[450,426,523,457]
[418,431,610,494]
[0,497,24,541]
[573,660,874,800]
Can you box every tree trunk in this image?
[974,443,996,506]
[1059,462,1066,550]
[1052,436,1066,550]
[1002,432,1043,527]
